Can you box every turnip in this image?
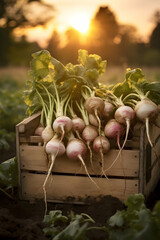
[66,138,99,189]
[81,85,104,136]
[102,101,115,120]
[93,135,110,177]
[114,105,135,150]
[104,119,125,173]
[88,113,99,127]
[53,116,72,141]
[135,98,158,147]
[34,125,45,136]
[43,135,65,215]
[76,99,98,170]
[104,119,125,149]
[71,116,86,139]
[82,125,98,170]
[85,96,104,136]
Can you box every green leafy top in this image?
[109,68,160,105]
[24,49,107,121]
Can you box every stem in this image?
[76,101,89,125]
[81,85,94,100]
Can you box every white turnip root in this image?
[93,135,110,154]
[34,125,45,136]
[85,96,104,136]
[71,116,86,139]
[102,101,115,120]
[93,135,110,177]
[53,116,72,141]
[82,125,98,170]
[66,138,99,189]
[135,99,159,147]
[104,106,135,174]
[43,136,65,215]
[104,119,125,173]
[41,125,54,146]
[88,113,99,127]
[114,105,135,149]
[104,119,125,149]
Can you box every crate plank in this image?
[16,112,41,136]
[21,172,139,202]
[19,145,139,177]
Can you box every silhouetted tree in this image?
[87,6,119,60]
[47,30,61,60]
[60,28,82,64]
[0,0,55,66]
[149,11,160,50]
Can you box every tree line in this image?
[0,0,160,67]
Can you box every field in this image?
[0,65,160,85]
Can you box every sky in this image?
[27,0,160,47]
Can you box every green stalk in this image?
[76,100,89,125]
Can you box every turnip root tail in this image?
[117,133,121,150]
[99,146,109,180]
[145,117,153,148]
[94,109,101,136]
[75,130,83,141]
[87,142,94,171]
[43,154,55,216]
[121,119,130,150]
[60,125,65,142]
[78,154,100,189]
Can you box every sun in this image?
[70,13,90,34]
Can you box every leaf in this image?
[125,193,145,212]
[108,210,124,227]
[43,210,68,225]
[78,49,107,75]
[31,50,51,79]
[52,214,89,240]
[0,157,18,189]
[125,68,144,83]
[50,57,66,82]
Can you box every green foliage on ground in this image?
[0,76,27,150]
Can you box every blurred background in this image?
[0,0,160,160]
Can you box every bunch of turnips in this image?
[25,49,160,214]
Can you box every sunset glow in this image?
[70,13,90,34]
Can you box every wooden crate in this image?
[16,112,160,203]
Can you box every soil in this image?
[0,143,160,240]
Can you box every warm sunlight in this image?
[70,13,90,34]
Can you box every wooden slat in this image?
[19,135,43,144]
[20,172,139,202]
[19,145,139,177]
[16,112,41,136]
